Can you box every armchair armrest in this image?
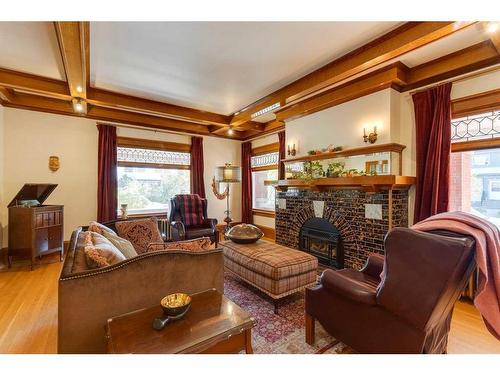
[320,269,377,305]
[360,253,385,281]
[170,221,186,240]
[203,218,218,229]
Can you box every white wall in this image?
[0,108,241,247]
[0,105,5,248]
[286,89,395,155]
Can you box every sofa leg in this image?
[305,313,315,345]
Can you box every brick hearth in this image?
[275,189,409,269]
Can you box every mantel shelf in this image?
[282,143,406,163]
[265,175,416,192]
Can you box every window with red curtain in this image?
[97,124,118,222]
[241,141,253,224]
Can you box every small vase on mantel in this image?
[120,204,129,219]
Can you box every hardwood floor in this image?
[0,258,499,354]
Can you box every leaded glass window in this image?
[251,152,279,168]
[117,147,191,166]
[451,110,500,143]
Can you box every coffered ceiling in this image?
[0,21,499,140]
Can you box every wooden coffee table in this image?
[105,289,255,354]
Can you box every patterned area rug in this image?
[224,273,353,354]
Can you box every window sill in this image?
[252,209,276,218]
[117,212,169,220]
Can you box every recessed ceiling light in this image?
[76,85,83,93]
[487,22,499,34]
[228,127,234,136]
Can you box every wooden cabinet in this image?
[8,205,64,270]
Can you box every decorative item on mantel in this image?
[152,293,192,331]
[212,163,241,231]
[48,156,60,172]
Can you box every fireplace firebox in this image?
[299,218,344,268]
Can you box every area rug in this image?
[224,273,353,354]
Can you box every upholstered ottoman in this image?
[222,239,318,313]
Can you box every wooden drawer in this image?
[35,211,62,228]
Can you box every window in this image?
[251,144,279,214]
[117,138,191,216]
[450,110,500,228]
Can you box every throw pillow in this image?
[115,217,163,254]
[88,221,117,237]
[89,221,137,259]
[83,231,126,269]
[147,237,212,252]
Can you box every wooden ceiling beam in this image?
[481,22,500,54]
[0,87,15,102]
[0,92,242,139]
[404,40,500,91]
[54,22,89,114]
[0,68,70,99]
[86,88,230,126]
[276,63,407,122]
[230,21,475,127]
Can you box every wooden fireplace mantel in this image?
[265,175,416,192]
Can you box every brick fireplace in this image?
[275,189,409,269]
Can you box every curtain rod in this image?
[407,64,500,95]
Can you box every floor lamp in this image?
[212,163,241,232]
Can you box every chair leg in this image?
[305,313,315,345]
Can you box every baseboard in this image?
[255,224,276,241]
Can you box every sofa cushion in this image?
[88,221,116,237]
[147,237,212,252]
[83,231,126,269]
[115,217,163,254]
[222,239,318,280]
[89,221,137,259]
[176,194,204,226]
[72,231,92,273]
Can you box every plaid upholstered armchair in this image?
[169,194,219,246]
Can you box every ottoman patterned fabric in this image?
[222,239,318,299]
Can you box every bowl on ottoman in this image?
[226,224,263,244]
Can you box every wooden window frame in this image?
[251,143,279,217]
[116,137,192,217]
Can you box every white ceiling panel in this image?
[0,22,66,80]
[91,22,401,115]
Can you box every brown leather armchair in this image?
[169,194,219,246]
[305,227,476,353]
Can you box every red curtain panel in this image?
[412,83,452,223]
[97,124,118,222]
[190,136,206,198]
[278,131,286,180]
[241,141,253,224]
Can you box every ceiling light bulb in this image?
[74,99,84,113]
[76,85,83,93]
[228,127,234,136]
[487,22,499,33]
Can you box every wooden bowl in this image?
[160,293,192,317]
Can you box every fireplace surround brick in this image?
[275,189,409,269]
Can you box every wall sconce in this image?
[363,126,378,144]
[287,143,297,156]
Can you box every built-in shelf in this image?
[282,143,406,163]
[265,175,416,192]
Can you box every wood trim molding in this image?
[0,68,70,99]
[251,142,279,156]
[451,88,500,118]
[254,224,276,240]
[230,22,475,127]
[451,138,500,153]
[252,209,276,218]
[117,136,191,152]
[251,165,278,172]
